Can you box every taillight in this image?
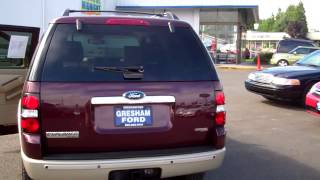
[105,18,150,26]
[20,94,40,134]
[21,118,39,133]
[215,91,225,105]
[214,91,226,149]
[21,95,39,109]
[20,81,42,159]
[215,112,226,125]
[215,91,226,126]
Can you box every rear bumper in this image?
[245,80,302,101]
[22,148,225,180]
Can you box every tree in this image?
[287,21,308,38]
[287,2,308,38]
[272,8,287,32]
[257,14,275,32]
[256,2,308,39]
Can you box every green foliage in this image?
[257,14,275,32]
[254,52,274,65]
[286,2,308,38]
[272,9,287,32]
[256,2,308,38]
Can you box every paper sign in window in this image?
[7,35,29,59]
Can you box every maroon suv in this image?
[19,10,226,180]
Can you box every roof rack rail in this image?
[62,9,179,20]
[163,12,179,20]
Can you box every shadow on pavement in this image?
[0,125,18,136]
[261,99,304,111]
[206,138,320,180]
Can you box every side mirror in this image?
[293,51,297,55]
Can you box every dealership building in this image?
[244,31,290,52]
[0,0,259,63]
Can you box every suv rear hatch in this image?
[36,18,223,155]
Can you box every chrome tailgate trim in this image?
[91,96,175,105]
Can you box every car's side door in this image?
[0,24,39,127]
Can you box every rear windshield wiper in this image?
[94,66,144,79]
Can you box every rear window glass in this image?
[277,40,314,53]
[41,24,217,82]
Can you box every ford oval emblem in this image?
[123,91,146,100]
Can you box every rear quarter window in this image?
[40,24,217,82]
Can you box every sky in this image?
[257,0,319,31]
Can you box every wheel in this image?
[277,60,289,66]
[22,163,32,180]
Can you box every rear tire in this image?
[277,60,289,66]
[22,163,32,180]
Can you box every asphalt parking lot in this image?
[208,69,320,180]
[1,69,320,180]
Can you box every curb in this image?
[216,65,260,70]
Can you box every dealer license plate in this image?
[114,106,152,127]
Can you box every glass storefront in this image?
[200,24,238,63]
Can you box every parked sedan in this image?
[305,82,320,114]
[245,50,320,104]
